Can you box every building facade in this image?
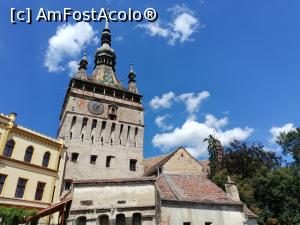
[0,112,66,223]
[4,22,258,225]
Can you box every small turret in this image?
[128,64,139,94]
[74,51,88,79]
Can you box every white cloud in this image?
[149,92,175,110]
[269,123,296,144]
[204,114,228,129]
[115,36,124,42]
[152,117,253,158]
[137,4,199,45]
[176,91,210,114]
[67,60,79,77]
[155,114,173,131]
[137,22,169,38]
[44,22,97,73]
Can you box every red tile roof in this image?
[156,173,242,206]
[243,204,258,218]
[199,159,210,176]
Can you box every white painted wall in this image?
[161,202,247,225]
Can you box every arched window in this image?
[42,152,51,167]
[24,146,34,163]
[3,140,15,158]
[116,214,125,225]
[132,213,141,225]
[99,215,109,225]
[76,216,86,225]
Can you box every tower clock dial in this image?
[88,101,104,115]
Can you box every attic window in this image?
[117,200,126,204]
[71,153,79,162]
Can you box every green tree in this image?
[223,140,281,179]
[204,135,224,178]
[254,167,300,225]
[277,128,300,166]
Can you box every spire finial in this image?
[101,18,112,46]
[130,63,134,73]
[105,19,109,30]
[83,49,87,60]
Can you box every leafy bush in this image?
[0,207,36,225]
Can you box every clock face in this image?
[88,101,104,115]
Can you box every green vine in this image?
[0,207,36,225]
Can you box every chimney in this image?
[225,176,240,201]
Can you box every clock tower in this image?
[58,22,144,188]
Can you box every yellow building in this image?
[0,112,66,223]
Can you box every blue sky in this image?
[1,0,299,159]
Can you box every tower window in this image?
[119,124,124,145]
[92,119,97,129]
[90,155,97,164]
[3,140,15,158]
[42,152,51,167]
[35,182,45,201]
[71,153,79,162]
[106,156,115,168]
[81,133,84,142]
[82,117,88,127]
[15,178,27,198]
[24,146,34,163]
[126,126,131,144]
[71,116,76,129]
[130,159,137,172]
[134,127,138,147]
[101,121,106,129]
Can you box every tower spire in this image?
[128,64,139,94]
[90,21,124,90]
